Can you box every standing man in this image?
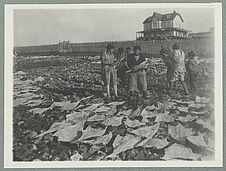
[124,47,134,71]
[186,51,198,92]
[118,47,125,57]
[160,45,174,90]
[117,47,128,87]
[101,44,118,99]
[117,47,134,88]
[126,47,134,57]
[168,42,189,95]
[127,46,148,98]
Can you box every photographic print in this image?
[4,3,222,168]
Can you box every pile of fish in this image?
[13,70,214,161]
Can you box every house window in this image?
[144,23,148,30]
[153,21,158,28]
[144,23,152,30]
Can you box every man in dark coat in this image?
[186,51,199,91]
[160,45,174,90]
[117,47,133,87]
[127,46,148,98]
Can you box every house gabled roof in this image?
[143,16,152,24]
[143,11,184,24]
[152,12,163,20]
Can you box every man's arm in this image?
[139,55,146,64]
[139,57,148,66]
[127,56,133,70]
[127,58,149,73]
[101,52,108,65]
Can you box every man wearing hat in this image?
[168,42,189,95]
[101,44,118,99]
[127,45,148,98]
[186,51,199,91]
[117,47,127,87]
[160,45,174,90]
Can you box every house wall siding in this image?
[173,15,183,28]
[144,23,151,31]
[162,20,173,28]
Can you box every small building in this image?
[136,11,191,41]
[58,40,72,53]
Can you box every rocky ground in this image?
[13,55,214,161]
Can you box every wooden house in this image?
[136,11,191,40]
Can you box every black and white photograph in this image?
[4,3,222,168]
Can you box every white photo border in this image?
[4,3,223,168]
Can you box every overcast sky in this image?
[14,7,214,46]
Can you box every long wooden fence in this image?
[14,37,214,58]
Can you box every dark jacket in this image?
[186,58,198,74]
[127,53,145,69]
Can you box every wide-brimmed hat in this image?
[106,44,114,51]
[188,51,196,57]
[172,42,180,50]
[126,47,131,51]
[118,47,124,53]
[134,45,141,51]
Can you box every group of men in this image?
[101,42,198,100]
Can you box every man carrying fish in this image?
[168,42,189,95]
[127,46,148,98]
[101,44,118,99]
